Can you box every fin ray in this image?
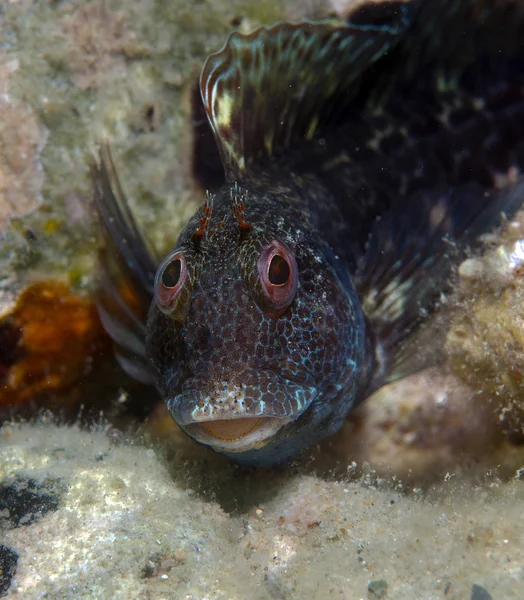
[200,5,414,181]
[91,143,157,385]
[357,177,524,387]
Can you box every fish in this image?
[91,0,524,466]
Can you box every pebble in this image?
[367,579,388,599]
[470,584,493,600]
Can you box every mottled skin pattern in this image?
[147,169,366,464]
[93,0,524,466]
[148,48,524,464]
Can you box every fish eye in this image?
[258,240,298,313]
[268,254,290,286]
[162,259,182,288]
[154,250,188,315]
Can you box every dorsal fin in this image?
[199,4,414,181]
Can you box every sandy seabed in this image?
[1,423,523,600]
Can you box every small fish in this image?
[92,0,524,466]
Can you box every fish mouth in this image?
[186,416,289,450]
[166,369,317,452]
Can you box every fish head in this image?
[145,183,364,464]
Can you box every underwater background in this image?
[1,0,524,597]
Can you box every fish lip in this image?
[185,417,292,452]
[165,369,318,450]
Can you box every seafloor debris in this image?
[447,210,524,441]
[0,282,107,408]
[0,55,47,236]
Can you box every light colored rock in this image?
[2,423,524,599]
[0,55,47,236]
[311,369,506,483]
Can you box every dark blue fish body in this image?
[92,0,524,465]
[146,170,367,464]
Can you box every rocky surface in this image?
[447,210,524,442]
[1,423,523,599]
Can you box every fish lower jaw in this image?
[184,416,290,451]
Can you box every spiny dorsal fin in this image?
[200,4,414,181]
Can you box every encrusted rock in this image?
[0,55,47,236]
[447,211,524,441]
[60,2,149,90]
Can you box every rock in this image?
[0,55,47,236]
[367,579,388,599]
[1,422,524,599]
[470,584,493,600]
[447,210,524,442]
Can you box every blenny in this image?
[92,0,524,466]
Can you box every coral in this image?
[0,55,47,236]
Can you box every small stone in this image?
[367,579,388,599]
[0,544,18,596]
[470,584,493,600]
[458,258,484,280]
[0,54,47,235]
[107,428,125,445]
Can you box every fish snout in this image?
[166,369,317,451]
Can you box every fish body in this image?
[92,0,524,465]
[147,168,367,464]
